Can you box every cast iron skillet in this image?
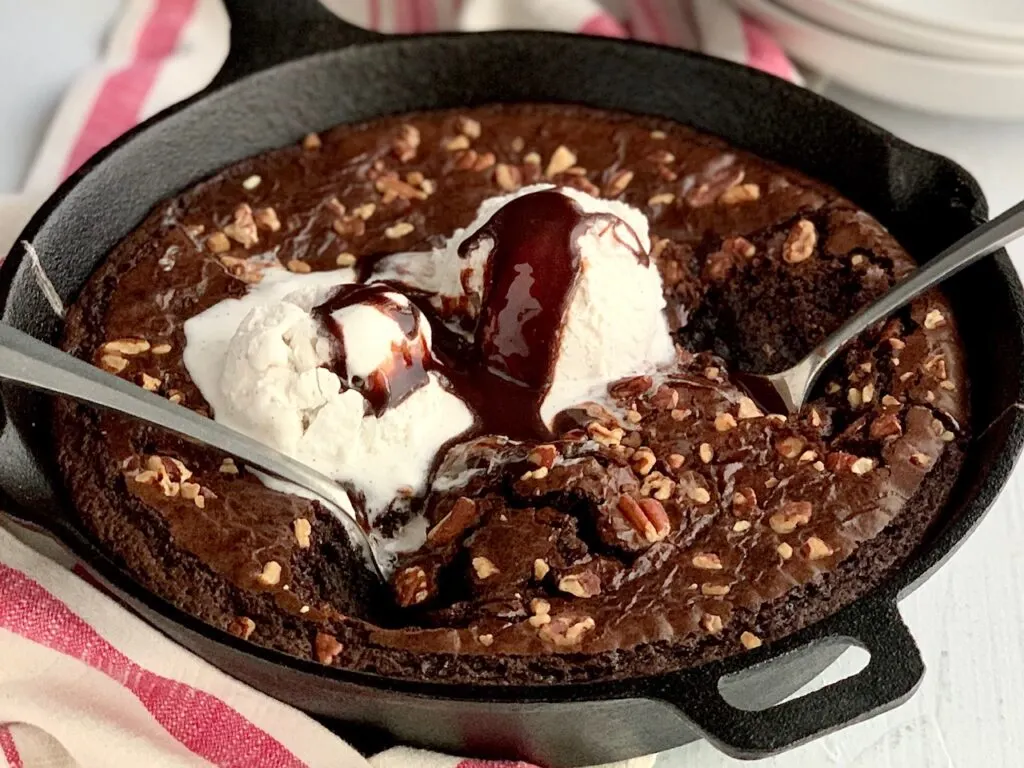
[2,1,1023,764]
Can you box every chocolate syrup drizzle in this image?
[314,283,432,416]
[319,190,646,441]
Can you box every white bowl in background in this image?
[736,0,1024,119]
[849,0,1024,43]
[776,0,1024,62]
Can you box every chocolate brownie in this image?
[55,104,967,682]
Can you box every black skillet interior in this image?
[2,1,1023,763]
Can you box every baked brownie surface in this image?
[56,104,968,682]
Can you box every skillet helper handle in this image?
[661,601,923,759]
[210,0,383,89]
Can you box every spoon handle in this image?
[0,324,384,577]
[813,197,1024,366]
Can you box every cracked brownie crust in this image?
[55,104,967,683]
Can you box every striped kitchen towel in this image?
[2,2,797,766]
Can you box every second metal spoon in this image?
[740,197,1024,413]
[0,324,389,580]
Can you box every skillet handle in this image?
[654,601,924,759]
[209,0,383,90]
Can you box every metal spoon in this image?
[739,198,1024,414]
[0,324,389,581]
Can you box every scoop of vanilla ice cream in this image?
[218,299,356,452]
[372,184,677,424]
[539,206,675,423]
[183,267,473,520]
[326,291,432,394]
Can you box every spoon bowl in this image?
[742,197,1024,413]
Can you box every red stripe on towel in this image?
[632,0,667,43]
[741,16,799,81]
[0,726,22,768]
[579,12,628,38]
[61,0,198,179]
[0,564,307,768]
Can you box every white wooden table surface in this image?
[2,5,1022,767]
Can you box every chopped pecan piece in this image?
[704,250,734,281]
[714,412,738,432]
[692,553,723,570]
[719,183,760,205]
[538,614,596,647]
[495,163,522,191]
[472,556,499,580]
[825,451,858,472]
[604,169,634,197]
[869,413,903,439]
[740,631,762,650]
[293,518,312,549]
[315,632,344,665]
[640,472,675,501]
[769,501,812,534]
[545,145,577,177]
[923,309,946,330]
[375,175,428,201]
[609,375,653,400]
[139,372,161,392]
[699,443,714,464]
[850,457,875,475]
[393,124,421,161]
[444,134,471,152]
[783,219,817,264]
[650,385,679,410]
[737,397,763,420]
[393,565,432,607]
[724,236,756,259]
[254,207,281,232]
[100,355,128,374]
[616,495,670,544]
[227,616,256,640]
[257,561,282,587]
[687,486,712,504]
[223,203,259,248]
[701,613,724,634]
[527,445,558,469]
[732,486,757,510]
[426,497,480,546]
[456,115,482,138]
[685,162,745,208]
[587,422,624,447]
[803,536,834,560]
[702,583,731,596]
[104,338,150,356]
[533,558,551,580]
[332,216,366,238]
[206,231,231,253]
[910,452,931,468]
[385,222,415,239]
[558,571,602,598]
[631,448,656,475]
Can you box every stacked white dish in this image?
[734,0,1024,118]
